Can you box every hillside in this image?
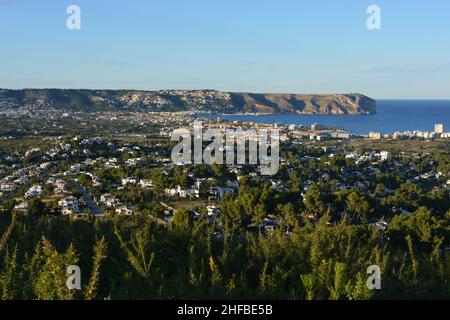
[0,89,376,115]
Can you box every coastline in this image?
[196,100,450,135]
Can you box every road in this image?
[74,181,105,218]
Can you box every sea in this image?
[200,100,450,135]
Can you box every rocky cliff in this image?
[0,89,376,115]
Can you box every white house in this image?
[207,205,218,217]
[0,182,16,192]
[139,179,153,188]
[380,151,390,161]
[165,185,193,198]
[24,185,42,199]
[115,206,133,216]
[122,177,138,186]
[14,201,29,214]
[58,196,80,216]
[100,194,121,208]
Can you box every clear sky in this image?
[1,0,450,99]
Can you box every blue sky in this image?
[1,0,450,99]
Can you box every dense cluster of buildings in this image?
[369,124,449,140]
[0,115,449,229]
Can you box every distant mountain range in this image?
[0,89,376,115]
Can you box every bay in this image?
[200,100,450,135]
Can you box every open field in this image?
[347,139,450,154]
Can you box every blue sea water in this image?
[201,100,450,135]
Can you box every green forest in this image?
[1,193,450,300]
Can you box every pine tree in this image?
[85,237,108,300]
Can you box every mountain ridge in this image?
[0,89,376,115]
